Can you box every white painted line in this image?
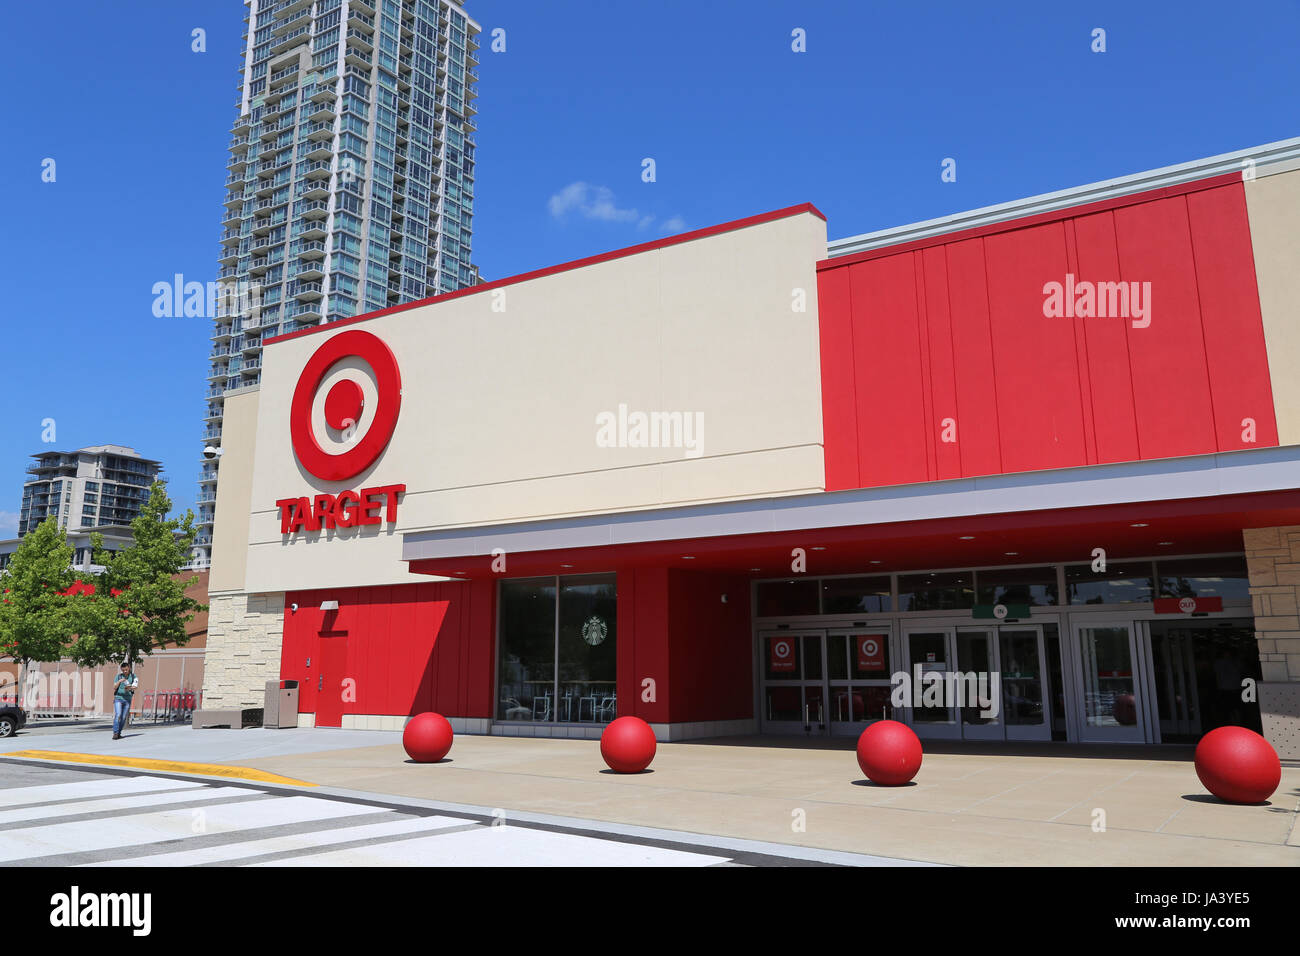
[0,785,248,826]
[84,815,469,867]
[252,825,731,867]
[0,775,203,808]
[0,794,385,863]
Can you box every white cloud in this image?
[661,216,688,234]
[548,182,640,224]
[0,512,17,537]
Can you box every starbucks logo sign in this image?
[582,616,608,646]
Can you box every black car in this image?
[0,704,27,738]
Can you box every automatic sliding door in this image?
[903,627,961,739]
[999,626,1051,741]
[1075,622,1146,742]
[760,631,829,735]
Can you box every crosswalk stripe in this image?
[83,815,471,866]
[0,785,258,827]
[252,825,731,867]
[0,793,396,864]
[0,776,203,808]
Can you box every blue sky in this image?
[0,0,1296,531]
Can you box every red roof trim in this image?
[265,202,827,346]
[816,173,1242,271]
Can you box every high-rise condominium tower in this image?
[195,0,480,567]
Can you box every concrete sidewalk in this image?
[4,724,1297,866]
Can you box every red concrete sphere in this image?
[856,720,923,786]
[600,716,657,773]
[1194,726,1281,804]
[403,712,454,763]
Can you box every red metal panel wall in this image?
[281,579,495,719]
[816,179,1277,489]
[615,568,671,723]
[666,570,753,723]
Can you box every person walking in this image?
[112,662,138,740]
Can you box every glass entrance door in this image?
[826,629,896,736]
[997,625,1051,741]
[759,630,829,735]
[1151,628,1200,739]
[901,626,961,739]
[940,624,1053,742]
[1073,621,1147,742]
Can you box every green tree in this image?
[0,518,79,707]
[68,481,206,667]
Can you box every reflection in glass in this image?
[1079,626,1137,727]
[976,566,1058,606]
[999,630,1044,726]
[957,630,995,725]
[821,576,892,613]
[756,579,819,616]
[1156,555,1250,601]
[1065,562,1153,605]
[908,632,952,723]
[898,572,974,611]
[497,574,616,723]
[557,574,617,723]
[497,578,556,721]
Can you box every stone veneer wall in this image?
[1243,526,1300,758]
[199,591,286,710]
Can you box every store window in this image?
[897,571,974,611]
[497,573,616,723]
[1156,555,1250,601]
[821,576,892,614]
[976,566,1058,607]
[1065,561,1154,605]
[756,579,819,616]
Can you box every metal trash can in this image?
[263,679,299,729]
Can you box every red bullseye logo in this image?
[290,329,402,481]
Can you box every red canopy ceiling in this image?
[409,490,1300,580]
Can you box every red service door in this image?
[314,635,348,728]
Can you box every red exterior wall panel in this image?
[666,570,753,723]
[816,179,1278,490]
[281,579,494,722]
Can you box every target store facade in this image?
[200,139,1300,756]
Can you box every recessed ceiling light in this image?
[1005,551,1018,556]
[1131,523,1148,528]
[960,536,975,540]
[1158,541,1173,546]
[682,555,695,560]
[560,564,573,568]
[749,567,761,571]
[870,560,882,564]
[811,546,826,551]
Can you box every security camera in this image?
[203,445,224,460]
[290,603,299,613]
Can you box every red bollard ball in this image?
[403,712,454,763]
[600,716,657,773]
[856,719,923,786]
[1194,726,1281,804]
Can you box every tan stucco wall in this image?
[228,209,828,594]
[1244,164,1300,447]
[197,591,285,710]
[208,387,261,594]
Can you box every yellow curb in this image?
[1,750,317,788]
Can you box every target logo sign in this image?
[276,329,406,536]
[290,329,402,481]
[856,634,886,670]
[770,638,796,672]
